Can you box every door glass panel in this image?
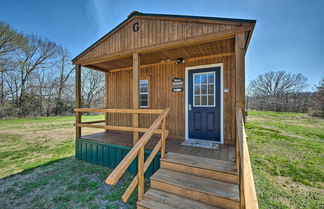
[194,74,200,84]
[201,84,207,94]
[194,85,200,95]
[201,74,207,84]
[195,96,200,105]
[193,71,216,107]
[208,84,214,94]
[201,95,207,105]
[208,73,214,84]
[208,95,214,105]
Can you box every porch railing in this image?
[236,107,259,209]
[73,107,170,202]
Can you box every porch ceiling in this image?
[83,38,234,72]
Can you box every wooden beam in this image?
[235,33,246,114]
[80,120,105,124]
[105,72,109,132]
[74,123,168,135]
[161,118,166,159]
[108,52,235,73]
[236,107,259,209]
[133,52,140,145]
[74,108,163,114]
[83,64,107,73]
[245,23,256,51]
[138,146,144,200]
[75,65,81,139]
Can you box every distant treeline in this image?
[0,22,104,118]
[247,71,323,117]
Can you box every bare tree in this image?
[12,35,58,111]
[247,71,309,112]
[81,69,104,108]
[0,22,24,105]
[0,22,105,118]
[312,78,324,117]
[249,71,307,97]
[53,48,74,115]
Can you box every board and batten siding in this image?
[106,54,236,145]
[75,17,244,64]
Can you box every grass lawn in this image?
[0,112,323,208]
[246,111,324,209]
[0,115,139,209]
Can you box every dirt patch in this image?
[0,127,99,141]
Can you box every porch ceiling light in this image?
[176,58,185,64]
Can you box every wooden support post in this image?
[236,133,240,170]
[132,52,140,145]
[105,72,109,131]
[137,146,144,201]
[75,65,81,139]
[161,118,166,159]
[235,32,246,115]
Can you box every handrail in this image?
[74,108,164,114]
[73,107,168,139]
[78,120,105,124]
[74,123,168,135]
[236,107,259,209]
[105,107,170,185]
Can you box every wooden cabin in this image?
[73,12,258,209]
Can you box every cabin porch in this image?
[79,131,236,161]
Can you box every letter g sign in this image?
[133,22,140,32]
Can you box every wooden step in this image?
[137,189,223,209]
[161,152,238,183]
[150,168,240,209]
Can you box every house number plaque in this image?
[133,22,140,32]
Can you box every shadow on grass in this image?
[0,156,138,209]
[0,157,71,180]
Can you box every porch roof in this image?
[83,38,235,72]
[72,11,255,70]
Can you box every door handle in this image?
[188,104,192,111]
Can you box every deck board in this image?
[80,131,235,161]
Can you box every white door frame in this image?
[185,63,224,144]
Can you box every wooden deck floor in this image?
[80,131,236,162]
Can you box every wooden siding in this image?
[75,17,245,64]
[106,53,236,145]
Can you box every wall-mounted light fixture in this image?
[176,58,185,64]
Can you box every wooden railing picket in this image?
[161,118,166,159]
[236,107,259,209]
[138,146,144,201]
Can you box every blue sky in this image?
[0,0,323,87]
